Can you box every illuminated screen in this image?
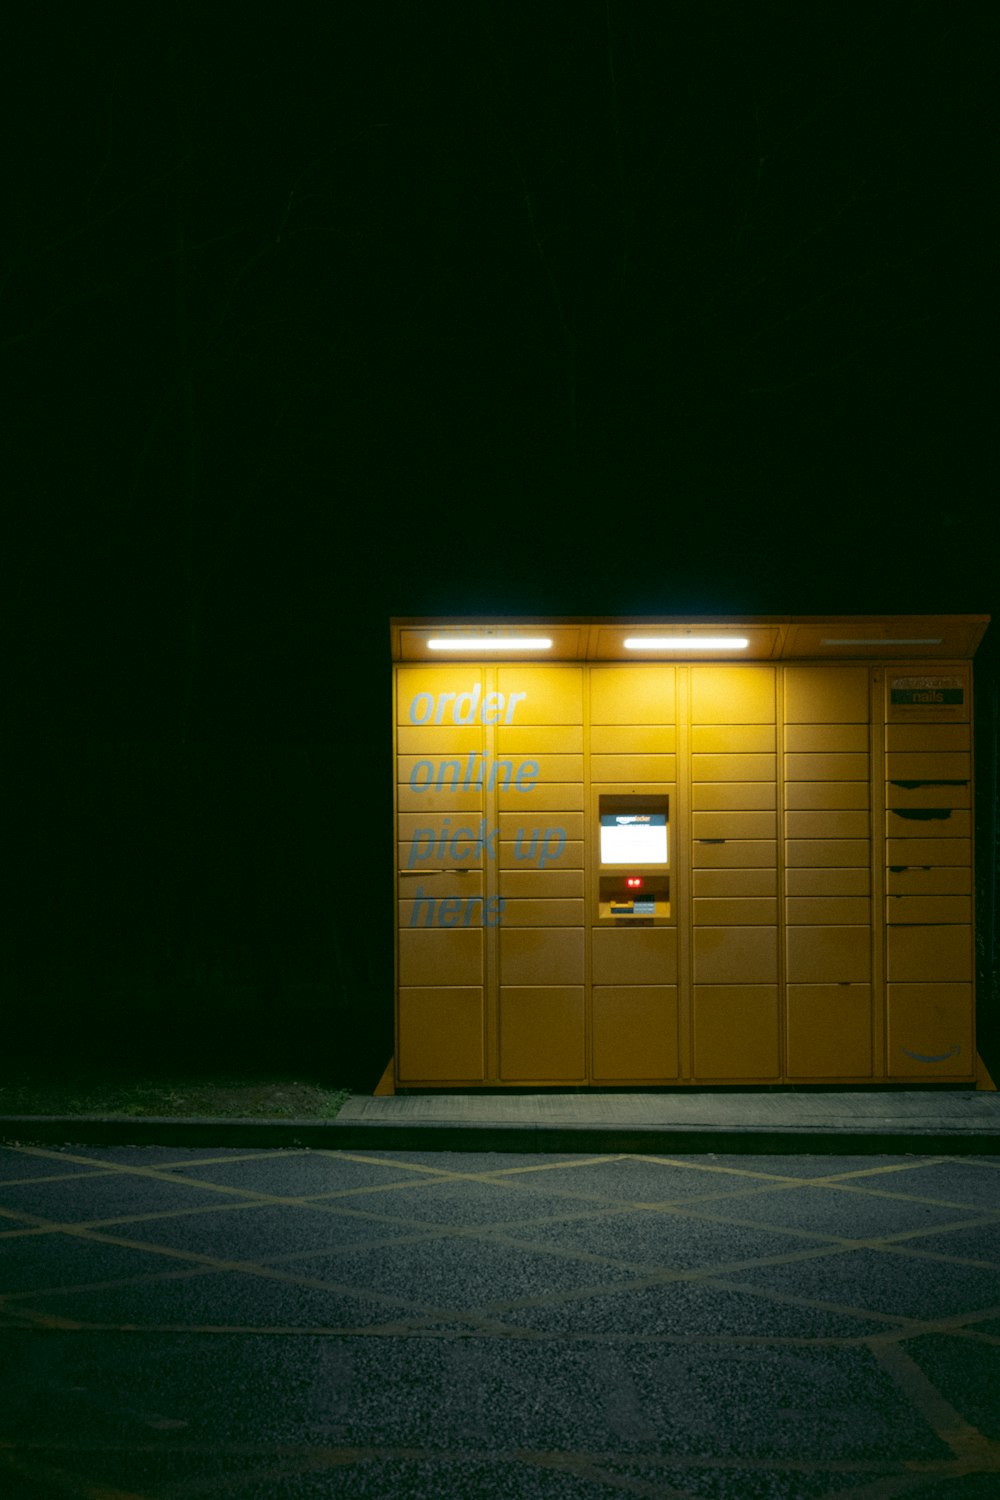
[600,813,668,865]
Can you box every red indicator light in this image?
[625,876,643,889]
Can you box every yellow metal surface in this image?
[693,811,777,839]
[785,867,870,896]
[784,723,869,751]
[392,616,986,1088]
[786,985,872,1078]
[783,665,870,722]
[693,898,777,925]
[499,987,585,1081]
[785,810,870,839]
[784,752,869,781]
[887,926,973,983]
[691,666,776,723]
[692,986,781,1079]
[591,724,677,752]
[397,988,485,1082]
[785,897,870,925]
[693,926,778,984]
[592,927,678,985]
[785,781,870,810]
[592,986,679,1080]
[499,927,585,985]
[886,984,974,1078]
[785,925,871,984]
[785,839,870,867]
[398,928,483,987]
[692,781,777,810]
[692,753,777,782]
[691,724,776,752]
[693,839,778,868]
[590,664,676,723]
[693,868,777,896]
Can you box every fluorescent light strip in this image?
[820,638,943,646]
[623,636,749,650]
[427,637,552,651]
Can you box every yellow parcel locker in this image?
[391,616,988,1090]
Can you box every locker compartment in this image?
[693,867,777,897]
[785,925,870,983]
[886,895,972,925]
[692,754,776,782]
[499,869,585,899]
[886,809,971,839]
[397,988,485,1082]
[500,899,584,927]
[591,754,676,782]
[886,925,972,982]
[397,784,485,814]
[784,752,869,781]
[692,810,776,840]
[784,781,870,811]
[886,984,974,1079]
[885,865,971,896]
[590,665,675,724]
[785,839,870,868]
[502,753,585,782]
[785,867,869,897]
[499,987,585,1081]
[886,838,971,867]
[498,782,584,813]
[691,666,776,724]
[694,840,777,868]
[693,898,777,925]
[691,724,775,753]
[784,665,870,724]
[498,664,583,723]
[692,781,777,811]
[498,724,584,754]
[590,724,676,753]
[396,666,485,722]
[399,927,483,987]
[397,725,484,755]
[399,869,485,899]
[397,849,484,879]
[400,887,492,930]
[786,985,872,1078]
[592,926,678,985]
[692,986,780,1079]
[785,897,870,925]
[693,926,778,984]
[885,781,970,809]
[592,986,679,1081]
[886,724,970,752]
[885,752,971,782]
[500,811,585,842]
[499,927,585,985]
[499,838,583,871]
[784,723,869,753]
[785,810,870,840]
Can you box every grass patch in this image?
[0,1071,351,1120]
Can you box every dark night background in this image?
[4,2,996,1083]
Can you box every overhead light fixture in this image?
[623,637,749,650]
[820,638,943,646]
[427,636,553,651]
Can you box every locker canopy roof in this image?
[391,615,989,663]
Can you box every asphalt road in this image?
[2,1143,999,1498]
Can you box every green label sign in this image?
[891,677,963,707]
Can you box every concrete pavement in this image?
[3,1087,1000,1153]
